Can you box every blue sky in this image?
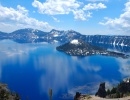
[0,0,129,35]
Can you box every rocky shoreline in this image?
[0,83,20,100]
[74,78,130,100]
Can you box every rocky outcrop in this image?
[0,83,20,100]
[95,82,107,98]
[74,92,81,100]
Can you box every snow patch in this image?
[53,34,59,37]
[54,40,58,43]
[113,39,116,46]
[70,39,79,45]
[120,40,124,46]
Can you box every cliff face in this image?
[0,29,130,48]
[85,35,130,47]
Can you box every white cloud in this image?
[86,0,108,2]
[99,0,130,34]
[83,3,107,10]
[32,0,106,21]
[0,4,53,32]
[32,0,81,15]
[73,10,92,20]
[52,16,60,22]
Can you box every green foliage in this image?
[106,79,130,98]
[120,93,123,98]
[0,84,20,100]
[116,92,120,98]
[15,93,20,100]
[117,81,128,93]
[0,89,9,100]
[111,87,117,94]
[106,89,111,95]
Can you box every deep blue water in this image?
[0,40,130,100]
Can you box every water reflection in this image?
[34,54,102,98]
[117,58,130,77]
[0,63,2,80]
[97,44,130,53]
[0,40,130,100]
[0,40,49,65]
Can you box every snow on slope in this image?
[70,39,79,45]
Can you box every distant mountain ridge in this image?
[0,28,130,52]
[1,28,81,43]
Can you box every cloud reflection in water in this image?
[33,51,102,98]
[117,58,130,77]
[0,40,130,100]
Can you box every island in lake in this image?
[56,39,129,59]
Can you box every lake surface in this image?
[0,40,130,100]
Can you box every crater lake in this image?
[0,40,130,100]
